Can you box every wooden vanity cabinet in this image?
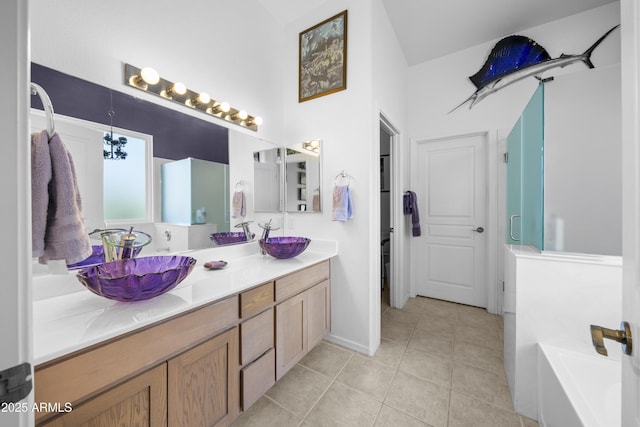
[35,259,331,426]
[40,363,167,427]
[275,262,330,380]
[35,296,239,427]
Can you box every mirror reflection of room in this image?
[285,139,321,213]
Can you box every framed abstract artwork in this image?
[299,10,347,102]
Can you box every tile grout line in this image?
[372,318,414,426]
[297,349,356,425]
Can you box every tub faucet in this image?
[590,322,632,356]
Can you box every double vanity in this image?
[32,240,337,426]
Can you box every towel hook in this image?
[235,180,246,191]
[30,83,55,136]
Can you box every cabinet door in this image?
[41,364,167,427]
[168,327,239,427]
[307,280,330,350]
[275,293,306,380]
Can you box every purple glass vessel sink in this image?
[210,232,254,245]
[76,255,196,302]
[259,237,311,259]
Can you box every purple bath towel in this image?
[31,130,52,258]
[404,191,421,237]
[38,132,92,265]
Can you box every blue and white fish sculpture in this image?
[450,25,619,113]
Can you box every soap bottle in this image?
[195,207,206,224]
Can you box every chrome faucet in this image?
[258,219,280,255]
[234,220,254,242]
[259,219,275,240]
[590,322,632,356]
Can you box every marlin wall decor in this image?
[450,25,619,113]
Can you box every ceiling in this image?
[258,0,618,66]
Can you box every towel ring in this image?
[30,83,56,136]
[335,170,351,186]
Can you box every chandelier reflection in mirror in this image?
[104,91,127,160]
[104,127,128,160]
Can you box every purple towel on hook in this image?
[404,191,421,237]
[39,132,92,265]
[332,185,352,221]
[232,190,246,218]
[31,130,52,258]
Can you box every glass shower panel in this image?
[506,84,544,249]
[521,84,544,249]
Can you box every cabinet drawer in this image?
[240,308,274,365]
[240,282,274,318]
[241,348,276,411]
[275,261,330,302]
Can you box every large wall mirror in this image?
[285,140,322,213]
[30,63,233,249]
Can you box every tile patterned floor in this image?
[231,296,539,427]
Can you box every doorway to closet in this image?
[379,116,400,310]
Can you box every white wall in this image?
[372,0,411,312]
[30,0,286,143]
[544,65,622,256]
[278,0,409,354]
[281,1,375,354]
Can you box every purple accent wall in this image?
[30,63,229,163]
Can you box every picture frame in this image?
[299,10,347,102]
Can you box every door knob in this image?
[590,321,632,356]
[472,227,484,233]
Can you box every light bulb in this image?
[253,116,263,126]
[220,102,230,113]
[197,92,210,104]
[238,110,248,120]
[140,67,160,85]
[172,82,187,95]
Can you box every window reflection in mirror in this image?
[285,140,321,213]
[253,147,283,212]
[104,132,150,222]
[30,112,154,232]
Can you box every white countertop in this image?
[32,239,338,365]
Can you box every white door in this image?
[415,133,487,307]
[621,1,640,423]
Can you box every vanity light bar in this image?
[123,63,262,132]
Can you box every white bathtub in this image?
[537,343,621,427]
